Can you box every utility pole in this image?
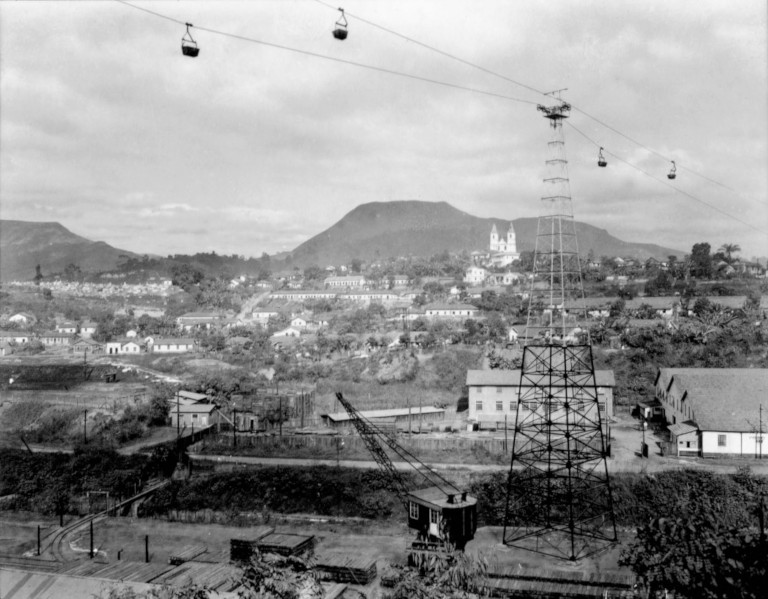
[83,410,87,444]
[233,408,237,448]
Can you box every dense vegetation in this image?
[0,446,177,515]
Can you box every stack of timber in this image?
[315,552,378,585]
[257,533,315,558]
[169,544,207,565]
[57,560,174,583]
[152,562,240,591]
[486,564,637,598]
[229,526,275,562]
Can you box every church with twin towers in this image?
[489,223,520,267]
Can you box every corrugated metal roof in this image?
[325,406,445,422]
[659,368,768,432]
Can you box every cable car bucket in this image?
[667,160,676,180]
[333,8,348,40]
[597,147,607,167]
[181,23,199,57]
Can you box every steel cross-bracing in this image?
[334,392,463,511]
[503,344,618,560]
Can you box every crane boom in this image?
[335,392,411,510]
[335,392,478,551]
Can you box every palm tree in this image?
[718,243,741,264]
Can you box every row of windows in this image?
[475,387,599,400]
[475,400,605,412]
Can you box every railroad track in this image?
[41,479,170,563]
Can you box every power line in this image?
[311,1,745,196]
[116,1,538,106]
[313,0,547,100]
[565,121,766,236]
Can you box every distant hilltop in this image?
[0,203,683,281]
[286,200,683,267]
[0,220,139,282]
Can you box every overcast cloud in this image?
[1,1,766,259]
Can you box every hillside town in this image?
[2,1,767,598]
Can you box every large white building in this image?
[466,369,616,427]
[655,368,768,458]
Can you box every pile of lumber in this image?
[229,527,275,562]
[315,553,378,585]
[169,544,207,565]
[256,533,315,558]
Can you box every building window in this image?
[430,509,440,524]
[409,502,419,519]
[718,434,726,447]
[496,400,503,411]
[475,400,483,412]
[509,401,517,412]
[476,388,483,394]
[496,387,503,393]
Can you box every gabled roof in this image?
[467,369,616,387]
[658,368,768,432]
[668,421,698,437]
[153,337,196,345]
[424,303,479,311]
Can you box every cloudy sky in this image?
[1,1,766,259]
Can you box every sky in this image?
[1,1,766,260]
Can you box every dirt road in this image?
[188,452,768,475]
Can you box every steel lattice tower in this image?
[502,101,617,561]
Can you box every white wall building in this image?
[655,368,768,458]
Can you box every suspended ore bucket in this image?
[182,42,200,57]
[332,27,348,40]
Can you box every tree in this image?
[63,262,83,282]
[718,243,741,264]
[689,243,713,279]
[34,264,43,286]
[620,494,768,598]
[303,265,324,282]
[350,258,363,273]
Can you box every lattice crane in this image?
[335,392,477,551]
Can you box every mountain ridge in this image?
[0,203,683,281]
[0,220,139,282]
[287,201,682,266]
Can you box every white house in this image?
[655,368,768,458]
[8,313,36,326]
[80,321,98,338]
[0,330,30,344]
[466,369,616,427]
[424,303,479,319]
[170,403,217,429]
[290,317,308,329]
[125,329,138,338]
[56,321,78,334]
[105,339,142,355]
[324,275,366,288]
[151,338,196,353]
[272,327,301,338]
[464,267,488,286]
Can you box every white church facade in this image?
[489,224,520,267]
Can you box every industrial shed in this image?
[322,406,446,430]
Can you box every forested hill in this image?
[0,220,139,282]
[286,201,682,267]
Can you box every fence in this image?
[199,431,511,456]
